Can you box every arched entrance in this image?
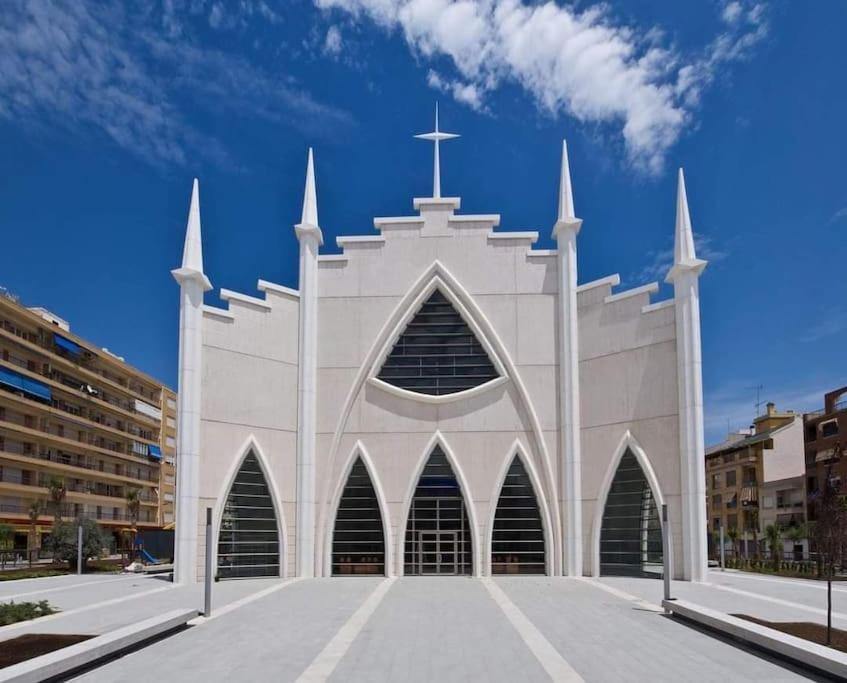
[216,450,281,579]
[331,456,386,576]
[491,456,546,575]
[404,445,473,575]
[599,448,662,577]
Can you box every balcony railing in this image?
[0,502,155,523]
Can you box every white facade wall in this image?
[186,192,700,581]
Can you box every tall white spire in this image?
[666,166,708,581]
[666,168,706,282]
[181,178,205,274]
[415,102,459,198]
[558,140,576,222]
[552,139,582,238]
[301,147,319,228]
[295,147,323,245]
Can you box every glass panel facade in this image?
[404,446,472,575]
[491,457,546,574]
[217,452,280,579]
[599,450,663,578]
[377,289,498,396]
[332,457,385,575]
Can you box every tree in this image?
[27,500,43,567]
[764,524,782,570]
[46,517,108,572]
[47,477,67,527]
[785,522,808,560]
[810,460,847,647]
[125,488,141,562]
[0,523,13,570]
[727,527,739,560]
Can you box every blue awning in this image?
[0,366,52,402]
[148,445,162,460]
[54,333,83,356]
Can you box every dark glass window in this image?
[599,450,663,578]
[491,457,546,574]
[377,289,498,396]
[217,452,280,579]
[821,421,839,438]
[332,458,385,576]
[404,446,472,575]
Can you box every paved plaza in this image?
[0,569,841,681]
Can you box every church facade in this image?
[171,121,709,584]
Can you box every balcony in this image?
[0,502,156,524]
[0,468,157,502]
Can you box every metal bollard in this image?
[661,504,673,609]
[719,525,725,571]
[204,507,213,617]
[77,524,83,576]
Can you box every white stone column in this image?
[172,179,211,586]
[667,168,708,582]
[552,141,583,577]
[295,149,322,578]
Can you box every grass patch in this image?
[0,568,66,582]
[734,614,847,654]
[0,600,58,626]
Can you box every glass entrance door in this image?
[418,531,458,575]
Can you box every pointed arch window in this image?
[377,289,498,396]
[599,449,662,577]
[404,445,473,575]
[332,457,386,576]
[217,451,280,579]
[491,457,546,574]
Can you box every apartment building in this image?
[805,386,846,522]
[0,291,176,552]
[705,402,807,556]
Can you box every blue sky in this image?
[0,0,844,444]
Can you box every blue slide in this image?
[141,548,159,564]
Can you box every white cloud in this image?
[0,1,349,167]
[829,207,847,225]
[721,2,744,24]
[631,232,728,285]
[427,71,485,112]
[316,0,768,174]
[324,25,344,56]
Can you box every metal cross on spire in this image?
[415,103,459,198]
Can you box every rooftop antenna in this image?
[748,384,765,416]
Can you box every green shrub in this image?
[47,518,109,570]
[0,600,57,626]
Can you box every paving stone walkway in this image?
[55,573,823,682]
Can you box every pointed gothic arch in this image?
[317,260,562,575]
[323,442,392,577]
[213,436,286,579]
[397,432,480,576]
[485,442,553,575]
[592,431,665,578]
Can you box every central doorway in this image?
[404,446,473,575]
[418,530,458,575]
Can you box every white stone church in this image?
[171,113,709,584]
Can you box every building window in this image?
[821,420,839,438]
[377,289,499,396]
[599,450,662,578]
[332,457,385,576]
[805,424,817,442]
[713,517,721,531]
[711,494,722,509]
[711,473,721,489]
[491,457,546,575]
[726,470,737,487]
[216,451,280,579]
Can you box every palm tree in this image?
[47,476,67,527]
[125,488,141,562]
[765,524,782,570]
[727,527,739,561]
[27,500,43,567]
[785,523,808,561]
[0,523,12,570]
